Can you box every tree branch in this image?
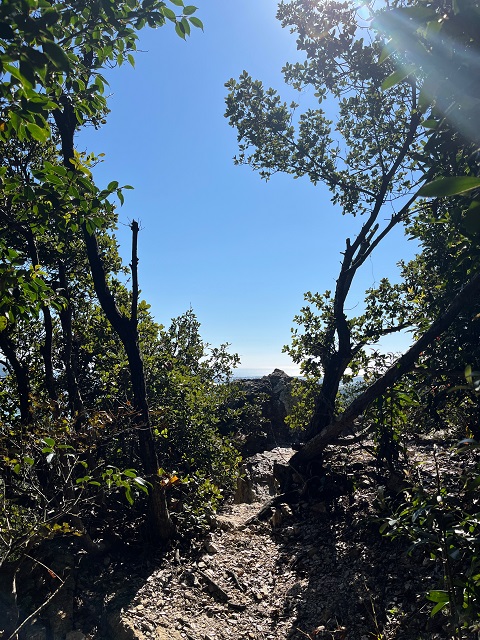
[130,220,139,328]
[292,270,480,468]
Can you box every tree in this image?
[225,0,424,436]
[225,0,480,471]
[0,0,204,542]
[372,0,480,437]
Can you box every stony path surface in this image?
[101,442,457,640]
[5,439,474,640]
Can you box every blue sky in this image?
[79,0,416,377]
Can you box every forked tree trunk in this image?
[290,271,480,473]
[54,101,175,542]
[81,220,175,541]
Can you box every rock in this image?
[155,625,184,640]
[234,447,295,504]
[204,540,220,554]
[215,515,235,530]
[231,370,300,456]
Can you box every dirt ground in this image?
[52,435,475,640]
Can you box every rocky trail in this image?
[9,437,467,640]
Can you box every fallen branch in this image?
[197,569,229,602]
[7,579,66,640]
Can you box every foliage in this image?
[0,0,203,327]
[146,309,242,506]
[225,0,431,437]
[366,385,410,468]
[391,196,480,437]
[225,0,480,455]
[375,0,480,228]
[284,377,319,433]
[0,0,245,552]
[0,295,244,555]
[381,440,480,637]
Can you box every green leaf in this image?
[19,60,35,87]
[183,5,197,15]
[0,316,7,331]
[42,41,70,71]
[175,21,186,39]
[26,121,48,142]
[4,62,30,88]
[418,176,480,197]
[427,590,450,618]
[123,469,137,478]
[170,0,184,5]
[427,590,449,603]
[465,364,473,384]
[381,66,415,91]
[430,599,449,616]
[181,17,190,36]
[162,6,176,20]
[42,437,55,447]
[189,16,203,30]
[463,200,480,233]
[135,481,149,494]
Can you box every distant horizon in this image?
[232,365,301,379]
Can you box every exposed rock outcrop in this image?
[234,369,300,456]
[234,447,295,504]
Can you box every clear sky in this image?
[79,0,416,377]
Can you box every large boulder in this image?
[234,447,296,504]
[235,369,300,456]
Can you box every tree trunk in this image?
[305,351,352,440]
[54,94,175,542]
[58,262,85,424]
[21,225,60,413]
[0,332,31,426]
[290,271,480,472]
[39,305,59,414]
[82,222,175,542]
